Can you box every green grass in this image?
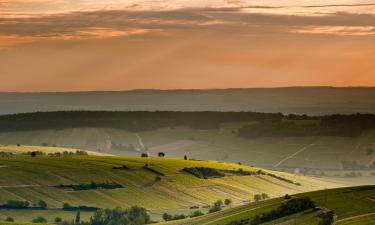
[0,153,337,223]
[158,186,375,225]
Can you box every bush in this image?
[209,200,223,213]
[32,216,47,223]
[190,210,204,218]
[162,213,186,221]
[5,217,14,222]
[54,217,62,223]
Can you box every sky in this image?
[0,0,375,91]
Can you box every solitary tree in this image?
[224,199,232,206]
[158,152,165,157]
[184,155,188,160]
[254,194,262,202]
[75,208,81,224]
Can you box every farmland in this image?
[0,153,337,223]
[158,185,375,225]
[1,125,375,173]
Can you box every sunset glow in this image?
[0,0,374,91]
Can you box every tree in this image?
[54,217,62,223]
[31,151,37,157]
[254,194,262,202]
[32,216,47,223]
[224,199,232,206]
[75,208,81,224]
[162,213,173,221]
[184,155,188,160]
[158,152,165,157]
[38,200,47,209]
[5,217,14,222]
[190,211,204,218]
[261,193,269,200]
[141,153,148,158]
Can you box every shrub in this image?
[224,199,232,206]
[5,217,14,222]
[54,217,62,223]
[190,210,204,218]
[32,216,47,223]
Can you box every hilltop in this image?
[1,87,375,115]
[0,154,337,223]
[0,111,375,174]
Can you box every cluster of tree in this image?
[226,197,316,225]
[57,181,123,191]
[21,150,88,157]
[266,173,301,186]
[224,168,259,176]
[0,111,282,132]
[90,206,150,225]
[341,160,375,170]
[182,167,224,179]
[318,211,335,225]
[162,213,187,221]
[0,200,47,209]
[162,199,231,222]
[250,197,315,225]
[253,193,270,202]
[142,164,165,176]
[239,114,375,138]
[209,199,232,213]
[62,203,99,211]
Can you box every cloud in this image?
[1,5,375,47]
[289,26,375,36]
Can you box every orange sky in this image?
[0,0,375,91]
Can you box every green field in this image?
[158,185,375,225]
[0,151,337,223]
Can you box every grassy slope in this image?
[160,186,375,225]
[1,126,374,171]
[0,145,106,156]
[0,154,336,223]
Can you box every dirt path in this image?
[274,143,315,167]
[135,133,145,151]
[337,212,375,223]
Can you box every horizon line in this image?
[1,86,375,94]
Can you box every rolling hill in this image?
[1,87,375,115]
[158,185,375,225]
[0,152,338,223]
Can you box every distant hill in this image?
[1,87,375,115]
